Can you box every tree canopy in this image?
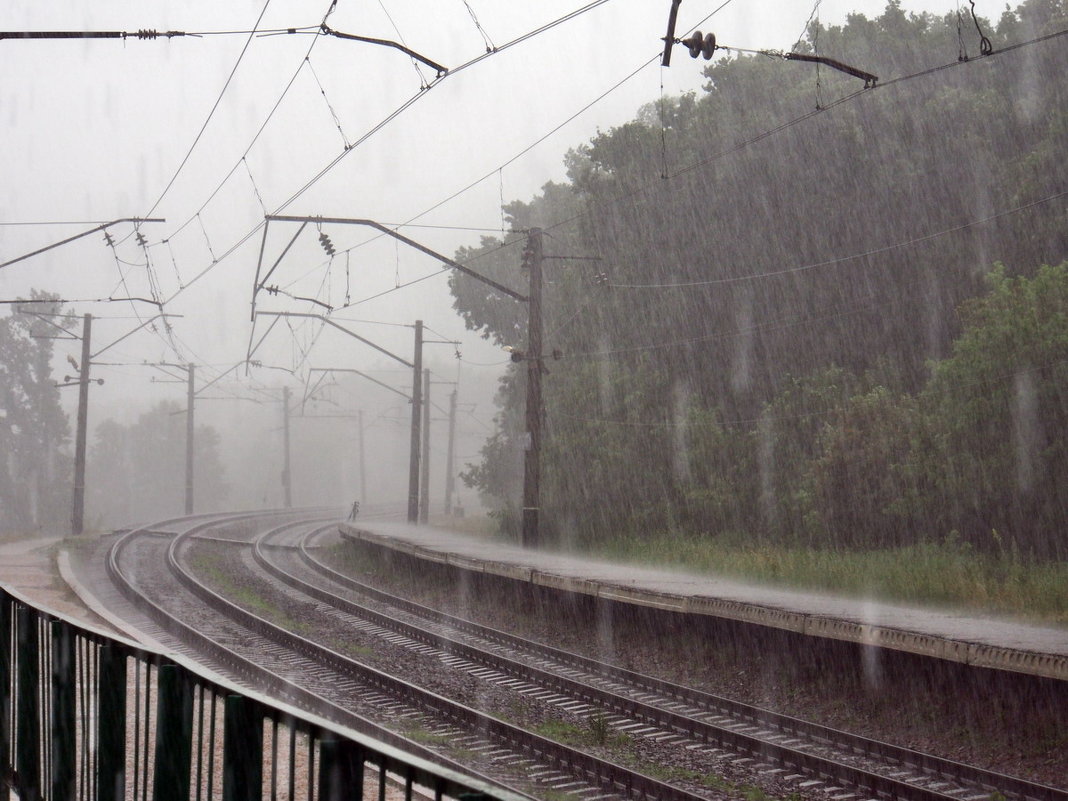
[450,1,1068,558]
[0,297,72,535]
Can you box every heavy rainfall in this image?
[1,0,1066,798]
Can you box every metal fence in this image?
[1,584,520,801]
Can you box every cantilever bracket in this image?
[784,52,878,87]
[319,24,447,77]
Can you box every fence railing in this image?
[1,584,523,801]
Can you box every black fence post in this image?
[0,595,11,801]
[153,664,193,801]
[223,694,263,801]
[97,644,127,801]
[49,621,76,801]
[318,735,365,801]
[15,607,40,801]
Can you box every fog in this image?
[2,0,1058,540]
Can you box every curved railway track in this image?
[102,512,1065,801]
[108,512,715,800]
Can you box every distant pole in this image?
[420,368,431,524]
[407,320,423,523]
[358,409,367,503]
[282,386,292,508]
[71,313,92,536]
[522,229,544,548]
[445,388,457,515]
[185,363,195,514]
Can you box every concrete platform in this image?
[339,522,1068,682]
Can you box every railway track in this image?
[108,512,719,800]
[102,512,1065,801]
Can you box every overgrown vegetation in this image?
[450,1,1068,567]
[591,532,1068,623]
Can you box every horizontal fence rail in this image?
[0,583,525,801]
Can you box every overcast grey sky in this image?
[1,0,967,505]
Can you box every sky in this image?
[0,0,965,510]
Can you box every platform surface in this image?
[341,521,1068,682]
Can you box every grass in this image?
[186,548,310,633]
[534,714,630,751]
[399,724,451,746]
[434,516,1067,625]
[586,531,1068,625]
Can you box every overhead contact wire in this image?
[143,0,273,219]
[163,0,624,308]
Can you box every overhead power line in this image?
[152,1,620,310]
[608,189,1068,290]
[539,26,1068,251]
[0,30,191,41]
[142,0,275,219]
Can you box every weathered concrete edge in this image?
[339,525,1068,683]
[58,548,173,651]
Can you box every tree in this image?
[907,262,1068,558]
[0,295,72,535]
[88,401,229,526]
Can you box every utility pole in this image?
[445,388,457,515]
[256,219,524,523]
[420,368,431,523]
[259,314,417,513]
[71,314,92,536]
[522,229,544,548]
[358,409,367,503]
[185,363,195,514]
[62,312,177,535]
[408,321,423,523]
[147,360,198,514]
[282,386,292,508]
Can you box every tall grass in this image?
[582,532,1068,625]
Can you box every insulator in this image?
[318,232,336,256]
[682,31,716,60]
[521,239,536,270]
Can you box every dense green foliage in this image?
[451,1,1068,559]
[0,298,72,534]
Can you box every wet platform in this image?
[339,521,1068,682]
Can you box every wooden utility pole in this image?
[522,229,544,548]
[445,388,457,515]
[282,386,292,508]
[185,363,195,514]
[408,320,423,523]
[71,313,92,536]
[419,368,431,523]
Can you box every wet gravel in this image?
[188,536,824,801]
